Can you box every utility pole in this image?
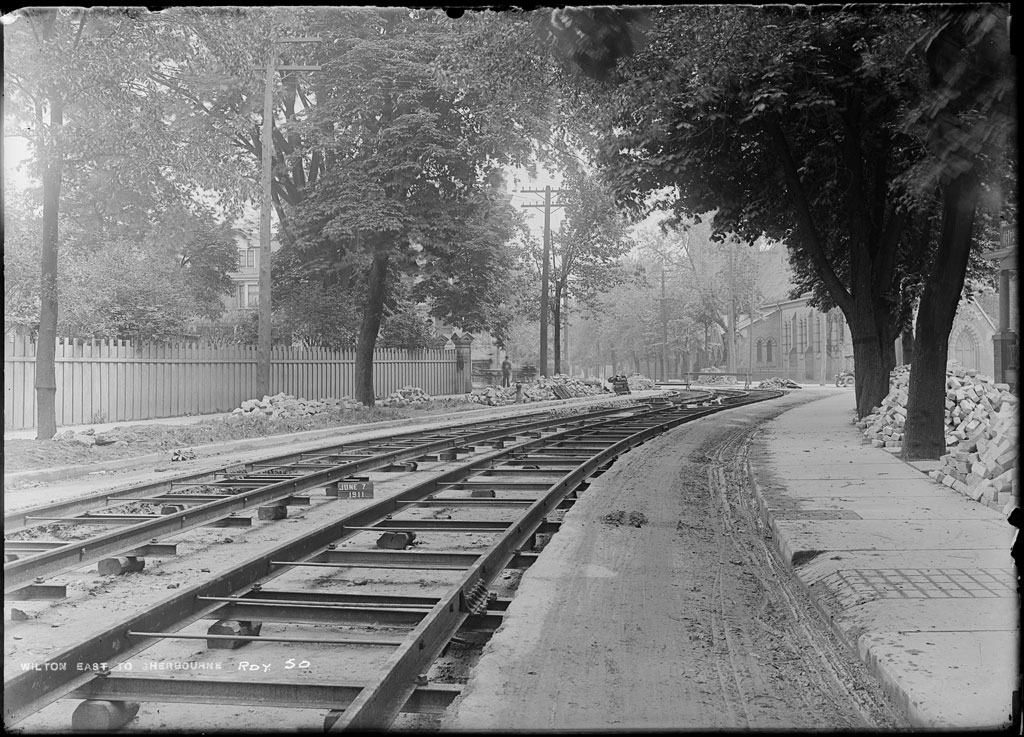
[562,289,570,376]
[521,186,564,378]
[254,39,320,398]
[661,259,668,381]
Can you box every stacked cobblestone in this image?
[694,370,735,386]
[379,386,432,408]
[757,377,801,389]
[231,393,363,419]
[855,365,1019,504]
[467,374,608,407]
[625,375,656,391]
[930,390,1018,505]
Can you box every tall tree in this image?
[899,6,1015,459]
[4,7,259,436]
[273,9,533,405]
[545,4,1014,444]
[574,6,929,416]
[549,169,633,373]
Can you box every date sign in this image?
[334,478,374,499]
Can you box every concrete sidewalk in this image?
[748,391,1018,729]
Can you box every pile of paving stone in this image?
[536,374,607,397]
[757,377,802,389]
[230,393,363,419]
[625,375,656,391]
[931,404,1018,505]
[856,365,1018,465]
[379,386,433,408]
[694,370,735,385]
[467,374,607,407]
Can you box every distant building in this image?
[735,292,1002,382]
[221,228,281,319]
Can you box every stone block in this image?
[970,483,988,501]
[207,619,262,649]
[97,557,145,576]
[376,531,416,550]
[71,701,140,731]
[257,505,287,520]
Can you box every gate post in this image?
[451,332,474,395]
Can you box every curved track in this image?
[4,389,781,731]
[5,398,696,593]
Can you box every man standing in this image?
[501,356,513,387]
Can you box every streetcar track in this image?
[3,400,663,593]
[5,389,781,732]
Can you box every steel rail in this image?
[2,401,679,725]
[4,391,778,729]
[330,391,773,730]
[3,403,653,593]
[5,397,675,531]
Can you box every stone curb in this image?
[743,457,924,725]
[744,421,1013,729]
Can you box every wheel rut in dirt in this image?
[447,396,911,731]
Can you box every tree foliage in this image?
[258,8,543,404]
[550,5,1012,422]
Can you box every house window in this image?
[246,249,256,268]
[246,284,260,307]
[236,285,246,309]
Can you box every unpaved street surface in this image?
[447,395,910,731]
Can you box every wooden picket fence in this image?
[4,335,462,430]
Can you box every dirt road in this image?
[446,396,910,731]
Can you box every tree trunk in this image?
[902,172,979,460]
[846,312,897,418]
[354,250,389,407]
[36,94,63,440]
[900,328,914,367]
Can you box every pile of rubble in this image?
[468,384,543,406]
[694,369,736,385]
[625,375,656,391]
[856,366,1019,504]
[536,374,607,397]
[379,386,433,408]
[467,374,607,407]
[230,393,363,419]
[55,428,127,447]
[757,377,802,389]
[931,399,1018,506]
